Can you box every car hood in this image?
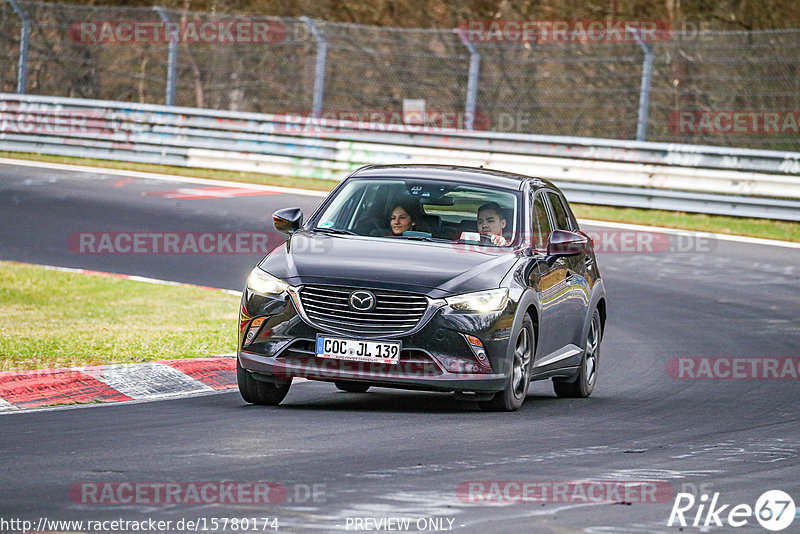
[259,231,519,298]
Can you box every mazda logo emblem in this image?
[349,290,376,311]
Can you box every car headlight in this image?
[445,288,509,313]
[246,267,289,295]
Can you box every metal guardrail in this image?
[4,2,800,152]
[2,93,800,221]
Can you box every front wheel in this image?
[237,358,291,405]
[479,314,534,412]
[553,309,601,398]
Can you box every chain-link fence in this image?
[2,1,800,151]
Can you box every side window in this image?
[532,193,552,250]
[546,191,573,231]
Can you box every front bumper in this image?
[238,288,516,393]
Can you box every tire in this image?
[237,358,291,405]
[479,314,534,412]
[553,309,601,398]
[335,381,370,393]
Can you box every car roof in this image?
[348,164,558,192]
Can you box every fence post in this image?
[301,17,327,118]
[154,7,177,106]
[633,29,654,141]
[7,0,30,94]
[455,28,480,130]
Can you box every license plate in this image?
[315,336,401,365]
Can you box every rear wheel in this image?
[553,309,601,398]
[237,358,291,405]
[335,381,370,393]
[479,315,534,412]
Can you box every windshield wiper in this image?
[312,227,358,235]
[393,235,452,243]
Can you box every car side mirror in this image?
[546,229,589,257]
[273,208,303,235]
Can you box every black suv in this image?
[237,164,607,411]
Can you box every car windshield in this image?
[311,178,521,246]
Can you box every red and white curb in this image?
[2,157,797,249]
[0,264,247,412]
[0,356,239,411]
[0,157,329,197]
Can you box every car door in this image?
[543,190,591,349]
[528,190,573,359]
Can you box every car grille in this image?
[298,285,428,336]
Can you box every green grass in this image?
[0,261,239,372]
[571,204,800,242]
[2,151,799,242]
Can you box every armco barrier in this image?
[2,93,800,220]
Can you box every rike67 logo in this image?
[668,490,795,531]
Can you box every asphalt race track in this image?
[1,161,799,533]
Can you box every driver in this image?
[477,202,509,246]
